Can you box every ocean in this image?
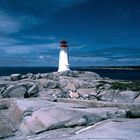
[0,67,140,81]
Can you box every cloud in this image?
[0,37,20,46]
[0,42,59,56]
[70,56,110,66]
[77,47,140,58]
[4,46,31,55]
[0,10,41,35]
[39,56,45,59]
[0,42,59,66]
[0,11,22,34]
[21,35,57,41]
[68,46,140,66]
[53,0,88,9]
[0,0,88,36]
[117,58,140,62]
[0,0,88,18]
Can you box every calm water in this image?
[0,67,140,81]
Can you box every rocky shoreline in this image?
[0,70,140,139]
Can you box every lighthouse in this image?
[58,40,70,72]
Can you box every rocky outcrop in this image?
[0,98,128,137]
[113,90,139,103]
[1,81,39,98]
[10,74,21,81]
[70,119,140,140]
[0,113,17,139]
[2,85,27,98]
[0,70,139,139]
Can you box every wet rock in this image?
[10,74,21,81]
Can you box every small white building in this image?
[58,40,70,72]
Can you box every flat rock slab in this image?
[113,91,139,103]
[68,119,140,140]
[0,98,128,137]
[6,119,140,140]
[0,113,17,139]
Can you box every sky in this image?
[0,0,140,67]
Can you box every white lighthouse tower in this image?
[58,40,70,72]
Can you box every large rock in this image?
[0,113,17,139]
[77,71,101,82]
[47,71,80,79]
[38,88,65,100]
[10,74,21,81]
[11,118,140,140]
[43,89,63,96]
[58,77,77,92]
[134,95,140,103]
[0,71,140,139]
[2,85,27,98]
[26,85,39,97]
[113,91,139,103]
[58,76,96,93]
[2,98,127,136]
[0,97,140,139]
[98,89,117,101]
[16,81,37,89]
[21,106,127,135]
[43,80,58,89]
[77,88,97,99]
[46,70,100,81]
[69,119,140,140]
[2,81,39,98]
[0,99,18,139]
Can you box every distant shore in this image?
[78,66,140,70]
[0,66,140,70]
[0,66,140,80]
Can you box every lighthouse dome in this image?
[60,40,67,48]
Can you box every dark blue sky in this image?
[0,0,140,66]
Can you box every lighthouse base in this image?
[58,65,70,72]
